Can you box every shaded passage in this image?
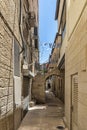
[18,91,68,130]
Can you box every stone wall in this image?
[0,0,39,129]
[0,0,21,42]
[14,107,22,130]
[67,0,87,39]
[50,74,65,103]
[32,74,45,103]
[65,2,87,130]
[0,0,21,129]
[0,111,14,130]
[0,17,14,130]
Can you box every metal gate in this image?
[71,74,78,130]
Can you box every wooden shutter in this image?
[14,39,20,76]
[72,75,78,125]
[22,77,29,97]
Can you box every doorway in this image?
[71,74,78,130]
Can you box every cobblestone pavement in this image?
[18,91,68,130]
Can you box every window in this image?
[34,27,38,49]
[22,76,29,97]
[35,39,38,49]
[34,27,38,36]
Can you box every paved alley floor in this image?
[18,91,67,130]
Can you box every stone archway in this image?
[31,68,61,104]
[44,68,60,93]
[44,68,65,102]
[44,68,60,81]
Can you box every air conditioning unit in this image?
[22,63,29,76]
[28,12,36,27]
[23,64,28,70]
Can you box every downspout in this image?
[19,0,25,54]
[58,0,66,34]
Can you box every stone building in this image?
[50,0,87,130]
[0,0,39,130]
[65,1,87,130]
[48,32,65,102]
[47,0,66,102]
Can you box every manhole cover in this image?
[56,125,65,130]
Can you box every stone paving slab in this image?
[18,91,68,130]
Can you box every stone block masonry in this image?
[0,20,14,124]
[0,0,39,129]
[0,0,20,129]
[65,3,87,130]
[32,74,45,103]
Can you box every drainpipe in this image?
[19,0,25,54]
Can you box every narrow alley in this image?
[18,91,66,130]
[0,0,87,130]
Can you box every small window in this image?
[34,27,38,36]
[35,39,38,49]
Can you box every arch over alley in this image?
[44,68,60,81]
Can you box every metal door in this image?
[71,74,78,130]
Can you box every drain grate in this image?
[56,125,65,130]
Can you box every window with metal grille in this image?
[14,39,20,77]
